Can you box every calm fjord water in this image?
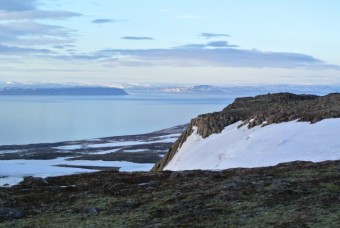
[0,93,234,145]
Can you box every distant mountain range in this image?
[0,86,128,96]
[123,84,340,96]
[1,81,340,96]
[159,85,226,94]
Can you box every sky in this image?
[0,0,340,85]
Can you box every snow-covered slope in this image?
[164,119,340,171]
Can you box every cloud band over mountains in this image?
[93,44,338,70]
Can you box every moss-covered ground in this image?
[1,160,339,227]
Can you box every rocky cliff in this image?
[152,93,340,171]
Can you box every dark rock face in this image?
[152,93,340,171]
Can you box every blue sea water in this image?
[0,93,237,145]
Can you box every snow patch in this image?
[0,150,22,154]
[0,157,153,186]
[95,148,120,154]
[164,119,340,171]
[123,149,147,153]
[54,145,83,150]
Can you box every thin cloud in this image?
[0,10,81,20]
[95,46,339,70]
[0,0,80,20]
[53,45,65,49]
[0,44,54,55]
[121,36,154,40]
[177,41,238,49]
[0,22,72,37]
[92,19,127,24]
[207,41,238,48]
[200,33,230,39]
[0,0,81,47]
[0,0,80,49]
[0,22,75,46]
[0,0,36,11]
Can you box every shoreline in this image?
[0,125,187,187]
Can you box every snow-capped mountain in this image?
[152,93,340,171]
[161,85,226,94]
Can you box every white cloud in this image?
[0,10,81,20]
[0,22,75,46]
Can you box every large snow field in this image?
[165,118,340,171]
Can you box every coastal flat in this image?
[0,125,186,186]
[1,160,339,227]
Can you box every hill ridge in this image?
[152,92,340,171]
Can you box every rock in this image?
[0,207,24,220]
[20,176,49,187]
[83,207,98,215]
[169,171,191,180]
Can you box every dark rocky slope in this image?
[152,93,340,171]
[0,160,339,227]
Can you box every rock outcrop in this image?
[152,93,340,171]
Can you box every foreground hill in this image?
[153,93,340,171]
[0,160,339,226]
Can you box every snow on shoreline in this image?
[0,124,185,187]
[0,158,154,187]
[165,118,340,171]
[53,135,180,151]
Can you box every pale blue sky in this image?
[0,0,339,85]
